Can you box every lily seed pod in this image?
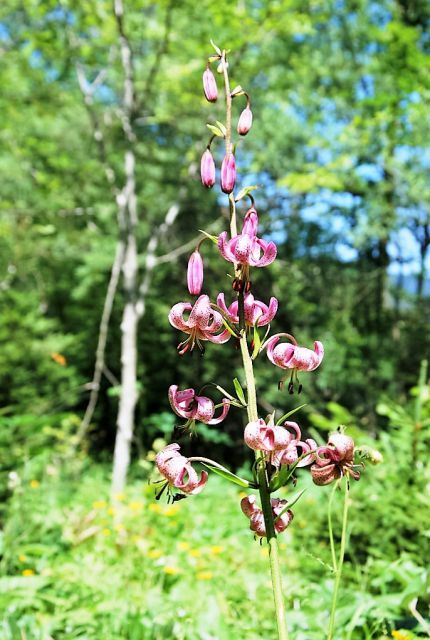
[200,149,216,188]
[187,250,204,295]
[221,153,236,194]
[237,106,253,136]
[203,68,218,102]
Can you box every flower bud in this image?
[187,250,204,296]
[200,149,216,188]
[221,153,236,194]
[237,106,253,136]
[203,68,217,102]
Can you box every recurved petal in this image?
[168,385,195,419]
[241,494,259,517]
[155,443,182,470]
[252,239,277,267]
[189,295,212,329]
[217,293,239,323]
[169,302,193,332]
[267,339,296,370]
[244,419,276,451]
[203,327,231,344]
[194,395,215,423]
[311,462,340,486]
[208,399,230,425]
[328,433,355,462]
[218,232,235,263]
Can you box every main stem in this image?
[221,49,288,640]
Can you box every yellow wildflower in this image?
[113,492,126,502]
[147,549,162,559]
[92,500,107,509]
[196,571,213,580]
[128,501,143,511]
[107,507,116,516]
[392,632,411,640]
[163,566,180,575]
[18,554,27,563]
[102,528,111,537]
[210,545,224,555]
[189,549,201,558]
[149,503,162,514]
[30,480,40,489]
[163,505,179,517]
[178,541,190,551]
[22,569,35,577]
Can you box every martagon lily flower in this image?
[311,433,360,486]
[244,418,316,468]
[169,294,231,354]
[217,292,278,328]
[155,443,208,496]
[263,333,324,393]
[241,495,293,537]
[169,385,230,425]
[218,207,277,269]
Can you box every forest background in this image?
[1,1,430,639]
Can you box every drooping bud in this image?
[203,68,218,102]
[237,106,253,136]
[221,153,236,194]
[187,250,204,295]
[200,149,216,188]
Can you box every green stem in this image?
[221,47,288,640]
[328,483,338,573]
[327,480,350,640]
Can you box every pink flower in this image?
[169,385,229,425]
[217,292,278,327]
[221,153,236,194]
[203,68,217,102]
[169,294,231,354]
[200,149,215,188]
[244,418,291,452]
[237,106,253,136]
[156,443,208,495]
[270,422,317,468]
[187,250,204,295]
[265,335,324,372]
[311,433,360,486]
[241,495,293,537]
[244,418,316,468]
[218,207,277,268]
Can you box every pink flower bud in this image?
[221,153,236,194]
[237,106,253,136]
[200,149,215,188]
[187,250,204,296]
[203,68,217,102]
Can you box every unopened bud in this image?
[200,149,216,188]
[221,153,236,194]
[187,250,204,295]
[237,106,253,136]
[203,68,217,102]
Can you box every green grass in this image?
[1,449,429,640]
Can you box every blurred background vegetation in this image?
[0,0,430,638]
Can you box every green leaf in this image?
[276,404,307,425]
[210,39,222,56]
[235,185,259,202]
[198,229,218,244]
[233,378,247,406]
[215,121,227,136]
[206,124,224,137]
[200,462,254,488]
